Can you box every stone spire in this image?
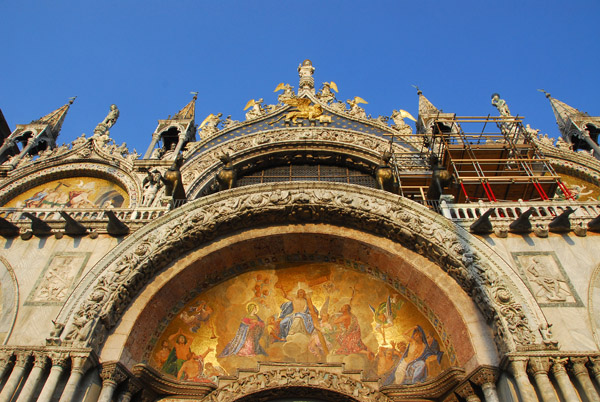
[143,95,197,160]
[541,90,600,159]
[0,98,75,166]
[415,88,460,135]
[297,59,315,96]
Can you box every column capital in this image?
[550,356,569,375]
[589,356,600,376]
[48,352,70,368]
[508,356,529,376]
[100,362,129,387]
[470,365,499,386]
[13,351,30,368]
[32,352,49,369]
[70,353,93,374]
[569,357,590,376]
[527,356,550,376]
[455,382,480,401]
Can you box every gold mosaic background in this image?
[151,264,450,385]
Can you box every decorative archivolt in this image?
[0,158,141,208]
[182,126,420,198]
[56,182,547,356]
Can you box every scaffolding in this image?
[386,115,572,203]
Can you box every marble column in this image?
[550,357,579,402]
[37,353,69,402]
[16,352,48,402]
[527,357,558,402]
[97,362,128,402]
[143,133,162,159]
[0,352,14,385]
[456,382,481,402]
[117,378,141,402]
[508,357,537,402]
[172,132,187,157]
[0,352,30,402]
[590,357,600,387]
[470,366,500,402]
[58,355,89,402]
[570,357,600,402]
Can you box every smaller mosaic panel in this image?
[25,252,90,305]
[3,177,129,208]
[512,251,583,307]
[556,173,600,201]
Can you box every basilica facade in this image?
[0,61,598,401]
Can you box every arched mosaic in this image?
[147,264,451,386]
[2,176,129,208]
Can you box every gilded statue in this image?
[347,97,368,118]
[199,113,223,136]
[216,153,236,191]
[161,155,186,202]
[244,99,266,120]
[374,151,398,194]
[318,81,338,103]
[269,98,324,125]
[274,83,295,103]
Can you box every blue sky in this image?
[2,1,598,154]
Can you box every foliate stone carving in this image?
[550,357,569,374]
[100,362,129,386]
[589,357,600,377]
[48,352,70,368]
[202,368,389,402]
[32,352,49,369]
[62,184,537,353]
[569,357,590,377]
[469,366,499,386]
[455,382,479,401]
[527,357,551,376]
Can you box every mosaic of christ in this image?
[149,264,450,386]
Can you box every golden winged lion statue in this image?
[269,98,324,125]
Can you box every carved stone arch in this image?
[57,182,545,355]
[589,262,600,348]
[0,161,141,207]
[183,127,418,198]
[199,368,390,402]
[0,256,19,345]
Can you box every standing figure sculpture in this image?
[491,93,511,117]
[94,104,120,136]
[142,169,163,206]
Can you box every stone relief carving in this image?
[26,252,90,305]
[512,252,582,306]
[60,184,539,354]
[202,368,389,402]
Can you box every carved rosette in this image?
[60,183,538,354]
[202,368,389,402]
